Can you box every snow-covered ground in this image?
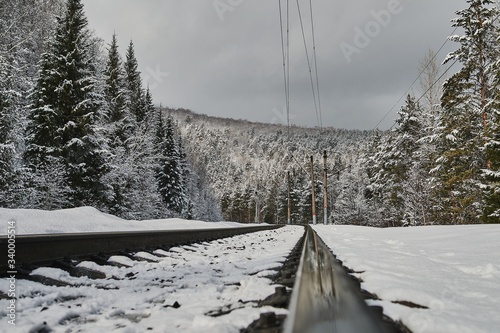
[0,207,252,236]
[314,225,500,333]
[0,224,304,332]
[3,207,498,332]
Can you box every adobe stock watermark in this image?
[6,220,17,326]
[270,107,296,125]
[144,65,169,90]
[340,0,412,64]
[213,0,245,21]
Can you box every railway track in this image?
[246,226,408,333]
[0,225,407,332]
[284,226,388,333]
[0,225,282,272]
[0,225,304,332]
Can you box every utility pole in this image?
[255,190,259,224]
[287,171,291,225]
[311,156,316,225]
[323,150,328,225]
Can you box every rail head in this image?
[284,226,385,333]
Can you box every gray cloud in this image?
[83,0,461,130]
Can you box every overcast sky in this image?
[82,0,462,130]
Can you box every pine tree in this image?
[436,0,500,223]
[483,66,500,222]
[24,0,107,207]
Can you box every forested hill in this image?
[167,107,375,225]
[2,0,498,225]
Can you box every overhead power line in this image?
[278,0,289,137]
[372,26,459,131]
[278,0,327,176]
[309,0,323,129]
[296,0,321,129]
[384,7,500,131]
[389,57,460,131]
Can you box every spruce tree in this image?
[104,33,131,141]
[176,135,190,216]
[394,96,431,225]
[124,41,146,124]
[366,96,428,226]
[1,0,67,208]
[156,113,185,214]
[101,33,136,215]
[24,0,107,207]
[0,55,17,206]
[436,0,500,223]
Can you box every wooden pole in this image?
[311,156,317,225]
[323,150,328,225]
[287,171,291,225]
[255,190,259,224]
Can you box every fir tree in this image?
[24,0,107,207]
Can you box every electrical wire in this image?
[372,26,459,130]
[389,57,460,131]
[386,7,500,130]
[287,0,290,138]
[278,0,289,137]
[296,0,321,129]
[309,0,323,129]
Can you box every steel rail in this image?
[284,225,386,333]
[0,225,282,270]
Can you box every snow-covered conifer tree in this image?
[156,113,185,214]
[24,0,108,208]
[366,96,428,226]
[0,55,17,206]
[436,0,500,223]
[124,41,146,124]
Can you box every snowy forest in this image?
[1,0,499,225]
[0,0,221,221]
